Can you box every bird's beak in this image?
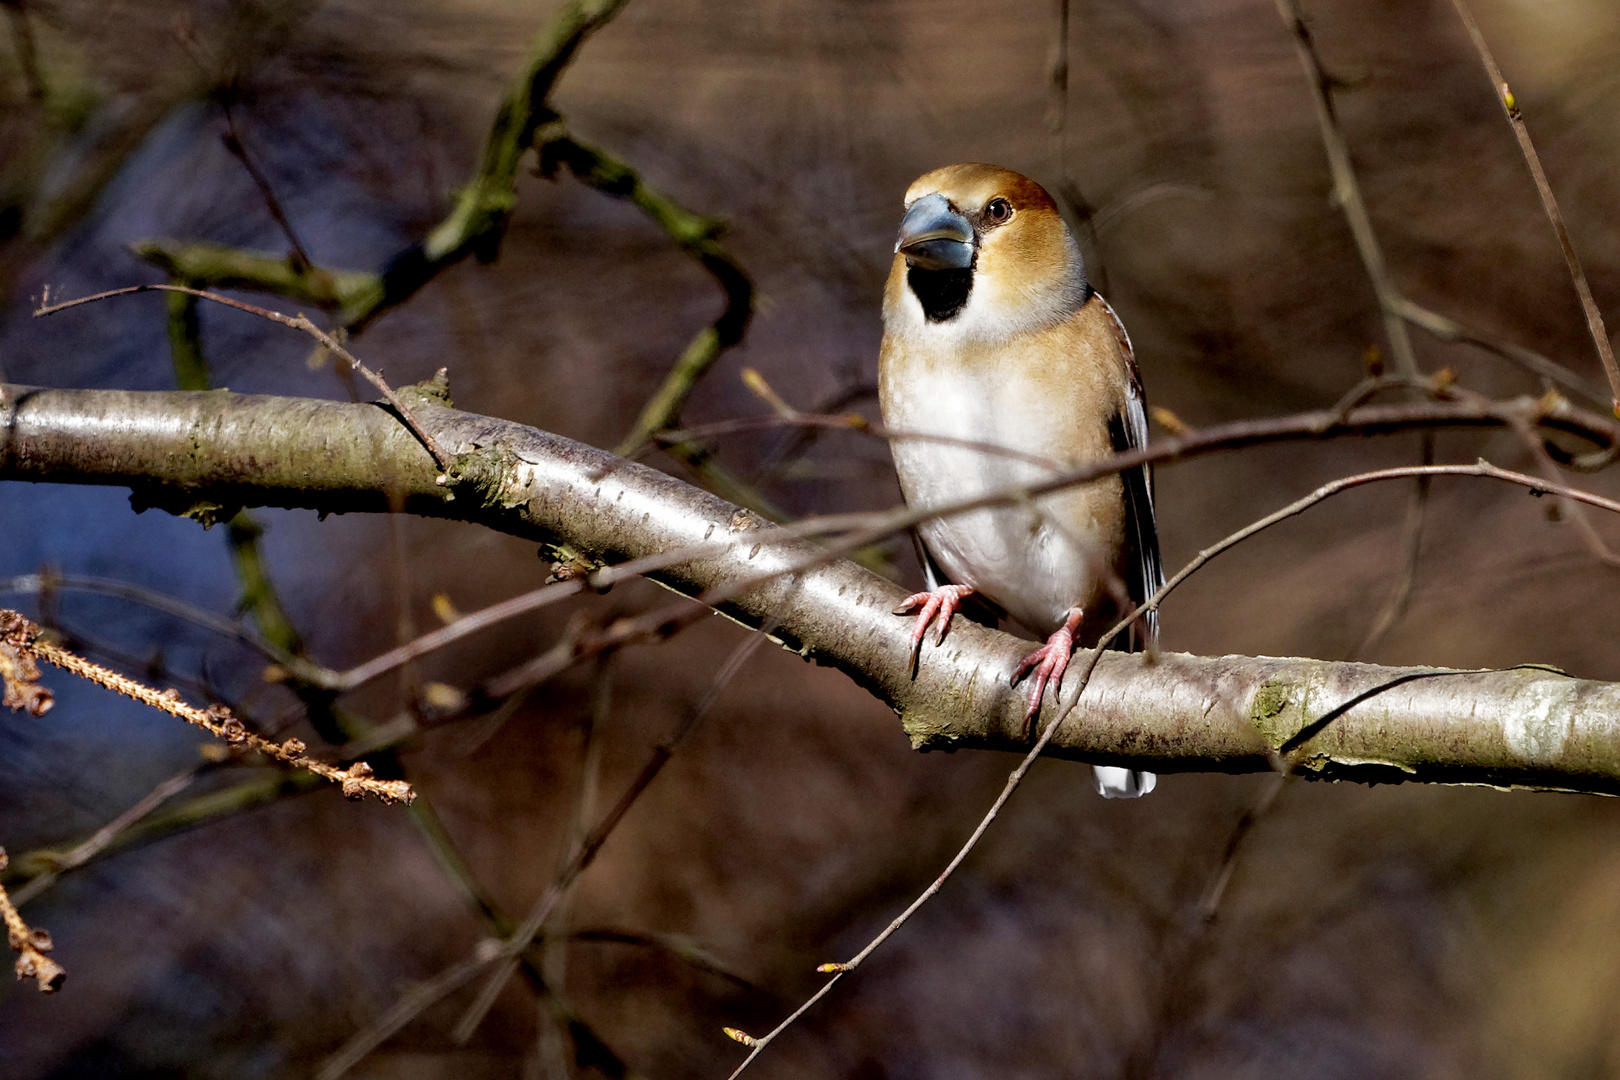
[895,193,975,271]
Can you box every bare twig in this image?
[0,770,327,902]
[1353,432,1433,658]
[570,926,753,990]
[34,283,452,472]
[322,579,586,693]
[450,652,613,1044]
[316,627,771,1078]
[1511,413,1620,567]
[219,100,313,273]
[1395,296,1607,405]
[1048,0,1070,174]
[1197,775,1290,922]
[645,406,1066,472]
[1276,0,1440,660]
[722,620,1118,1074]
[747,375,879,488]
[1275,0,1419,378]
[1140,459,1620,641]
[1445,0,1620,413]
[8,766,203,908]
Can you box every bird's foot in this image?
[1011,607,1084,721]
[894,584,977,670]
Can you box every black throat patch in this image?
[907,266,973,322]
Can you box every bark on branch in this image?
[4,382,1619,795]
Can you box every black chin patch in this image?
[907,266,973,322]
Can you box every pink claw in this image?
[894,584,976,669]
[1011,608,1084,720]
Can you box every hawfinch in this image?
[878,163,1162,799]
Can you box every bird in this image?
[877,163,1163,799]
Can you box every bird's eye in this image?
[984,198,1013,224]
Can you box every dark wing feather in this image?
[1100,298,1164,652]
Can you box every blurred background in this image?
[3,0,1620,1076]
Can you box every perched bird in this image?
[877,163,1163,799]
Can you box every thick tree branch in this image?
[4,383,1620,793]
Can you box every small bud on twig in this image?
[740,368,798,419]
[1499,81,1519,118]
[1151,407,1192,436]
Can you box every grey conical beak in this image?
[895,193,975,271]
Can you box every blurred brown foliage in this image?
[3,0,1620,1077]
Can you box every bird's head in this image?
[884,164,1087,343]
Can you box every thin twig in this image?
[1276,0,1439,658]
[1353,432,1433,658]
[324,579,585,692]
[570,927,754,990]
[1141,459,1620,634]
[1275,0,1419,378]
[9,766,203,908]
[34,283,453,471]
[647,405,1067,471]
[450,651,612,1044]
[1197,775,1289,922]
[1048,0,1070,174]
[747,375,879,489]
[1445,0,1620,413]
[723,634,1115,1076]
[1514,417,1620,567]
[316,626,771,1079]
[1395,296,1606,405]
[219,100,313,273]
[0,571,292,665]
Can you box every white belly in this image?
[883,362,1120,635]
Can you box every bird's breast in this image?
[879,332,1126,636]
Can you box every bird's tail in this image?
[1093,614,1158,799]
[1092,764,1156,799]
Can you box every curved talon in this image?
[1011,607,1084,720]
[895,584,976,670]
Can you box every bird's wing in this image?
[1099,296,1164,651]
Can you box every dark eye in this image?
[984,197,1013,224]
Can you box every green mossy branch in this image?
[127,0,632,333]
[126,0,782,530]
[137,239,381,319]
[538,134,753,459]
